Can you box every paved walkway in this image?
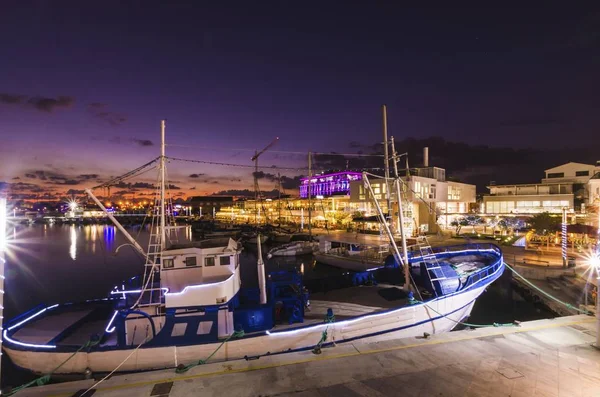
[21,315,600,397]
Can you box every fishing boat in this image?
[3,121,505,377]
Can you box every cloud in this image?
[189,173,205,178]
[132,138,154,147]
[252,171,279,182]
[280,175,302,190]
[0,94,24,104]
[66,189,85,195]
[131,182,155,189]
[87,103,127,126]
[78,174,99,180]
[0,93,74,112]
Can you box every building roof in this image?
[544,162,596,173]
[591,172,600,180]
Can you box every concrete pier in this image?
[17,315,599,397]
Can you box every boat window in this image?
[185,257,197,267]
[205,257,215,267]
[163,258,174,269]
[220,256,231,266]
[171,323,187,337]
[197,321,213,335]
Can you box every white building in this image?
[349,165,476,235]
[483,162,600,216]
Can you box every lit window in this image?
[185,257,197,267]
[220,256,231,266]
[205,257,215,267]
[163,258,174,269]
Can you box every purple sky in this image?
[1,3,600,201]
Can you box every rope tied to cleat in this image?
[312,309,335,354]
[176,329,245,374]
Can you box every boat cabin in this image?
[160,238,241,308]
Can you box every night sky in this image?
[2,3,600,201]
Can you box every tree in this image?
[528,212,560,236]
[498,217,525,234]
[450,217,470,235]
[528,212,561,249]
[465,215,484,233]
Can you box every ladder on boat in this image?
[415,236,447,296]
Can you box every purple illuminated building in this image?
[299,172,362,198]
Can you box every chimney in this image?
[423,147,429,167]
[596,160,600,167]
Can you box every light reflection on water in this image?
[69,225,77,260]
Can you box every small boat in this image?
[267,234,318,258]
[271,232,292,243]
[267,240,318,258]
[315,236,392,272]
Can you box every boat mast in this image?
[308,151,312,238]
[160,120,166,251]
[390,136,410,290]
[382,105,391,221]
[277,172,282,226]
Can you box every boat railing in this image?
[461,254,504,289]
[407,243,502,261]
[407,243,504,291]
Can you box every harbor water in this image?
[1,224,556,389]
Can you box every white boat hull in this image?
[4,280,490,374]
[268,242,318,257]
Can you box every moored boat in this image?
[3,121,506,378]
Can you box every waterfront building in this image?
[299,172,362,198]
[349,165,475,235]
[189,196,233,217]
[483,162,600,216]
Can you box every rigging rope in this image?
[167,156,309,171]
[80,334,150,396]
[91,157,160,189]
[175,329,245,373]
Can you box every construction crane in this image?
[252,137,279,224]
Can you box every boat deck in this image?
[20,315,599,397]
